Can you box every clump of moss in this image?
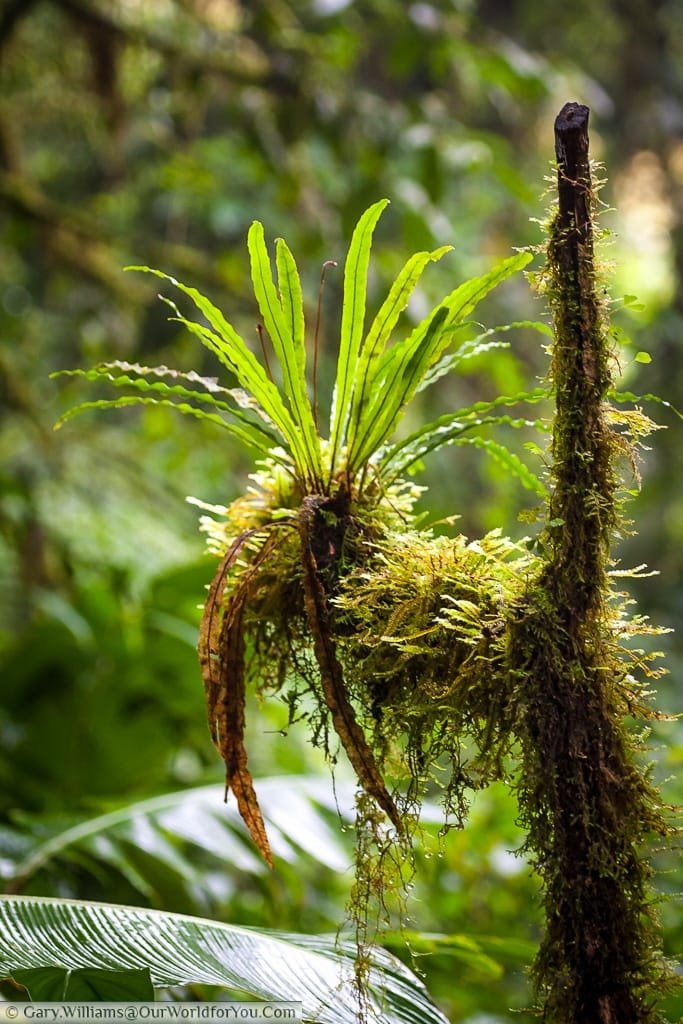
[336,525,537,816]
[196,446,539,843]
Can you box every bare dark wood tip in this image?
[554,103,590,171]
[555,101,590,134]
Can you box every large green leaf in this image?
[0,896,449,1024]
[6,778,353,896]
[9,966,154,1001]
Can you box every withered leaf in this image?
[199,530,274,868]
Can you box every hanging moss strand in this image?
[508,103,671,1024]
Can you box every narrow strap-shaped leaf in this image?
[54,366,282,448]
[418,320,552,394]
[163,305,311,474]
[165,313,299,437]
[381,386,550,476]
[456,436,548,496]
[609,388,683,419]
[439,251,533,333]
[127,267,304,458]
[418,339,510,393]
[383,415,548,482]
[127,267,268,386]
[275,237,306,373]
[248,223,321,486]
[373,253,533,393]
[67,360,237,392]
[329,198,390,474]
[82,362,282,437]
[95,360,285,418]
[273,236,322,481]
[349,306,449,472]
[53,395,282,462]
[349,253,533,470]
[347,244,452,453]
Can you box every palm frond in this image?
[0,896,449,1024]
[6,778,355,898]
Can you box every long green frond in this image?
[329,198,390,474]
[127,267,303,463]
[438,253,533,331]
[419,320,552,393]
[349,253,532,471]
[380,386,550,476]
[347,244,452,452]
[127,266,264,380]
[349,305,449,471]
[610,388,683,419]
[54,366,282,449]
[456,436,548,496]
[53,396,285,462]
[275,238,306,373]
[248,224,321,485]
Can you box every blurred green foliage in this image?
[1,2,681,1021]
